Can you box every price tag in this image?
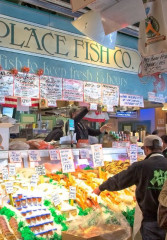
[5,182,13,194]
[69,186,76,200]
[77,159,89,165]
[35,165,46,176]
[90,103,97,110]
[30,174,38,187]
[29,150,41,162]
[52,193,61,206]
[2,167,9,180]
[0,96,5,104]
[21,97,31,106]
[59,149,75,173]
[9,164,16,177]
[49,150,60,161]
[9,151,22,162]
[91,144,104,167]
[130,144,138,164]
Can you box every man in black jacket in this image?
[66,106,111,141]
[45,119,64,142]
[93,135,167,240]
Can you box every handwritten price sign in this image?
[52,193,61,206]
[91,144,104,167]
[5,182,13,194]
[69,186,76,200]
[28,150,41,162]
[59,149,75,173]
[49,150,60,161]
[2,167,9,180]
[9,151,22,163]
[9,164,16,177]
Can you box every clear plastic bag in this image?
[66,207,131,240]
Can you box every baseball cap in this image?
[142,135,163,149]
[55,119,64,127]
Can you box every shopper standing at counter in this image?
[66,106,112,141]
[93,135,167,240]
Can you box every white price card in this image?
[29,150,41,162]
[69,186,76,200]
[59,149,75,173]
[21,97,31,106]
[91,144,104,167]
[52,193,61,206]
[9,151,22,162]
[2,167,9,180]
[49,150,60,161]
[130,144,138,164]
[9,164,16,177]
[35,165,46,176]
[30,174,38,187]
[90,103,97,110]
[5,182,13,194]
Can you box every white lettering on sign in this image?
[9,164,16,177]
[2,167,9,180]
[49,150,60,161]
[52,193,61,206]
[28,150,41,162]
[120,93,144,107]
[30,174,38,187]
[5,182,13,194]
[91,144,104,167]
[35,165,46,176]
[59,149,75,173]
[69,186,76,200]
[9,151,22,163]
[130,144,138,164]
[21,97,31,106]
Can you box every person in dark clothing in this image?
[66,107,112,141]
[44,119,64,142]
[161,135,167,158]
[93,135,167,240]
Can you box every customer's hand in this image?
[93,187,101,196]
[100,123,112,133]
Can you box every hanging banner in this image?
[120,93,144,107]
[84,82,102,104]
[139,0,167,57]
[49,150,60,161]
[40,76,62,105]
[9,151,22,163]
[63,79,84,102]
[91,144,104,167]
[59,149,75,173]
[0,70,13,97]
[14,72,39,98]
[21,98,32,106]
[102,84,119,106]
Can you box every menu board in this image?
[49,150,60,161]
[0,70,13,97]
[40,76,62,106]
[69,186,76,200]
[120,93,144,107]
[84,82,102,104]
[63,79,84,102]
[9,151,22,163]
[14,72,39,98]
[59,149,75,173]
[91,144,104,167]
[102,84,119,106]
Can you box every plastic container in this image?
[21,198,27,207]
[15,200,21,207]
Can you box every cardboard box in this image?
[62,225,130,240]
[0,123,13,150]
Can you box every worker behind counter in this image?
[45,119,64,142]
[66,106,112,141]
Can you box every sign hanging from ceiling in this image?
[70,0,95,12]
